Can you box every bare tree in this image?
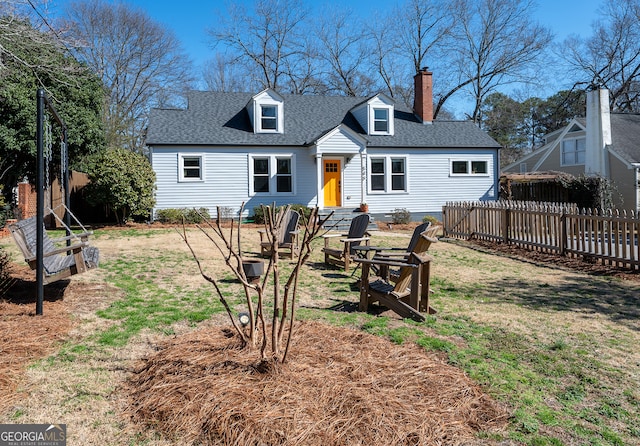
[202,53,252,92]
[63,0,194,152]
[562,0,640,112]
[315,8,374,96]
[179,205,328,365]
[208,0,309,92]
[434,0,552,123]
[367,0,452,107]
[395,0,453,73]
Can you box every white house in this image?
[502,88,640,212]
[146,69,501,220]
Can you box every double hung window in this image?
[178,154,204,181]
[369,156,407,193]
[261,105,278,131]
[561,138,586,165]
[250,155,295,195]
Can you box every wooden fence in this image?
[442,201,640,270]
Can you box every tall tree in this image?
[482,89,586,165]
[64,0,194,152]
[563,0,640,112]
[394,0,453,73]
[0,14,104,197]
[203,53,255,93]
[434,0,552,123]
[315,8,373,96]
[208,0,310,93]
[535,89,585,135]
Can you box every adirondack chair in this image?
[355,232,437,322]
[322,213,370,273]
[9,216,100,285]
[258,209,301,259]
[369,222,439,281]
[365,222,431,261]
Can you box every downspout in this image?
[360,152,366,205]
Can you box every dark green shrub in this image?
[85,148,156,224]
[391,208,411,224]
[0,248,10,293]
[155,208,183,223]
[155,207,210,224]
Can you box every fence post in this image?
[560,211,567,256]
[502,207,510,244]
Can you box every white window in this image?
[368,156,407,193]
[561,138,586,166]
[261,105,278,131]
[249,154,295,195]
[179,154,204,181]
[450,160,489,176]
[373,108,389,132]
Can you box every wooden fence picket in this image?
[442,201,640,270]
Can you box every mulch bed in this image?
[122,321,509,445]
[0,263,73,415]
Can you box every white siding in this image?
[343,155,364,207]
[318,130,362,155]
[359,148,497,215]
[152,146,317,217]
[351,105,368,133]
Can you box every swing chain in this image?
[43,114,53,207]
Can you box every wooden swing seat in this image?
[9,216,99,284]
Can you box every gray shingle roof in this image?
[610,113,640,164]
[146,91,500,149]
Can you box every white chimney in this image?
[585,88,612,177]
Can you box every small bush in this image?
[391,208,411,224]
[422,215,439,225]
[218,207,235,221]
[0,248,10,291]
[253,204,311,224]
[155,208,210,224]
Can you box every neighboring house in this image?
[146,69,501,220]
[503,89,640,212]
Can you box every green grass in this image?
[6,227,638,446]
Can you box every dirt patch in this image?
[463,239,640,283]
[0,264,73,414]
[0,262,122,416]
[123,320,509,446]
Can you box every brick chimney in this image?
[413,67,433,123]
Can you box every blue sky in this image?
[49,0,603,113]
[52,0,602,69]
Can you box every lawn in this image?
[0,224,639,445]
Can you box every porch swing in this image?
[8,90,99,312]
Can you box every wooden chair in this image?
[9,216,100,285]
[322,213,370,273]
[370,222,431,260]
[355,233,437,322]
[258,209,301,259]
[371,222,439,282]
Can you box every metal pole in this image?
[63,128,71,239]
[36,89,45,316]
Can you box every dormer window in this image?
[373,108,389,132]
[248,89,284,134]
[350,93,395,136]
[261,105,278,130]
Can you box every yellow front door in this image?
[323,159,341,207]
